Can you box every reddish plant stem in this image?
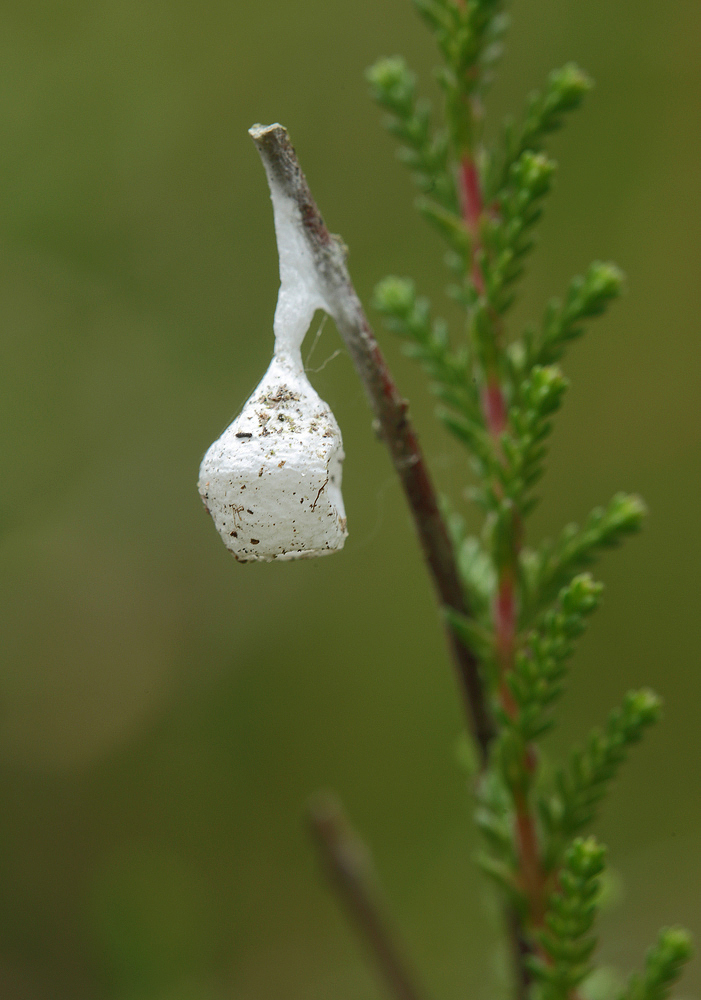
[514,791,546,927]
[494,568,544,922]
[460,155,508,444]
[463,145,547,941]
[498,564,546,929]
[459,156,487,296]
[482,375,508,438]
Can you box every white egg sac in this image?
[199,124,349,561]
[198,354,347,562]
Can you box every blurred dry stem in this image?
[249,123,494,760]
[308,794,431,1000]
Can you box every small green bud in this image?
[622,927,693,1000]
[366,56,415,105]
[560,573,604,616]
[566,262,625,323]
[623,688,662,726]
[524,365,569,416]
[373,276,415,316]
[547,63,594,112]
[583,260,625,303]
[654,927,694,964]
[565,836,606,880]
[511,150,557,198]
[605,492,647,535]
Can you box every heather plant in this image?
[198,2,693,997]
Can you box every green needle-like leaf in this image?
[530,838,606,1000]
[619,929,693,1000]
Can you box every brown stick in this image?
[249,123,494,762]
[307,794,431,1000]
[505,905,534,1000]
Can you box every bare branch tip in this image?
[248,122,287,141]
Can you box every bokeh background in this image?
[1,0,700,997]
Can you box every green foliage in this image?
[366,57,457,212]
[520,493,647,624]
[530,837,606,1000]
[446,603,494,665]
[487,63,593,199]
[367,1,690,997]
[473,766,521,900]
[530,261,625,368]
[619,929,693,1000]
[507,573,603,743]
[412,0,509,154]
[482,149,557,315]
[539,690,661,870]
[372,276,477,415]
[499,363,568,514]
[455,533,496,620]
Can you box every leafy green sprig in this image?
[539,690,661,871]
[366,57,458,213]
[367,0,692,994]
[481,149,557,316]
[529,837,606,1000]
[529,261,625,369]
[372,277,478,416]
[412,0,509,151]
[486,63,593,200]
[520,493,647,624]
[507,573,603,744]
[619,929,694,1000]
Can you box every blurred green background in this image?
[1,0,699,997]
